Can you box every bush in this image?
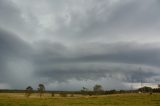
[51,93,55,97]
[59,93,67,97]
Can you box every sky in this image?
[0,0,160,91]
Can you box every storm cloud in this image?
[0,0,160,90]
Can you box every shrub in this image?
[51,93,55,97]
[59,93,67,97]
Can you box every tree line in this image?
[1,84,160,97]
[24,84,160,97]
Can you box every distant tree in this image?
[107,90,116,94]
[93,84,103,92]
[51,92,55,97]
[59,93,67,97]
[81,87,89,95]
[37,84,45,97]
[25,86,33,97]
[138,86,152,93]
[152,88,160,93]
[81,87,89,92]
[158,84,160,88]
[93,84,104,95]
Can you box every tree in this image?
[81,87,89,95]
[37,84,45,97]
[25,86,33,97]
[81,87,89,92]
[51,92,55,97]
[93,84,103,92]
[93,84,104,95]
[138,86,152,93]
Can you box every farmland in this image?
[0,93,159,106]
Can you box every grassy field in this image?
[0,93,159,106]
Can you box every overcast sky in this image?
[0,0,160,90]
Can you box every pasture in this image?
[0,93,159,106]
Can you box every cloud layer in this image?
[0,0,160,90]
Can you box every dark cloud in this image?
[0,28,32,57]
[0,0,22,27]
[33,42,160,86]
[33,42,160,66]
[49,0,160,42]
[0,28,34,89]
[0,0,160,90]
[0,28,160,89]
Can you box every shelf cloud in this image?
[0,0,160,90]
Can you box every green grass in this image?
[0,93,159,106]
